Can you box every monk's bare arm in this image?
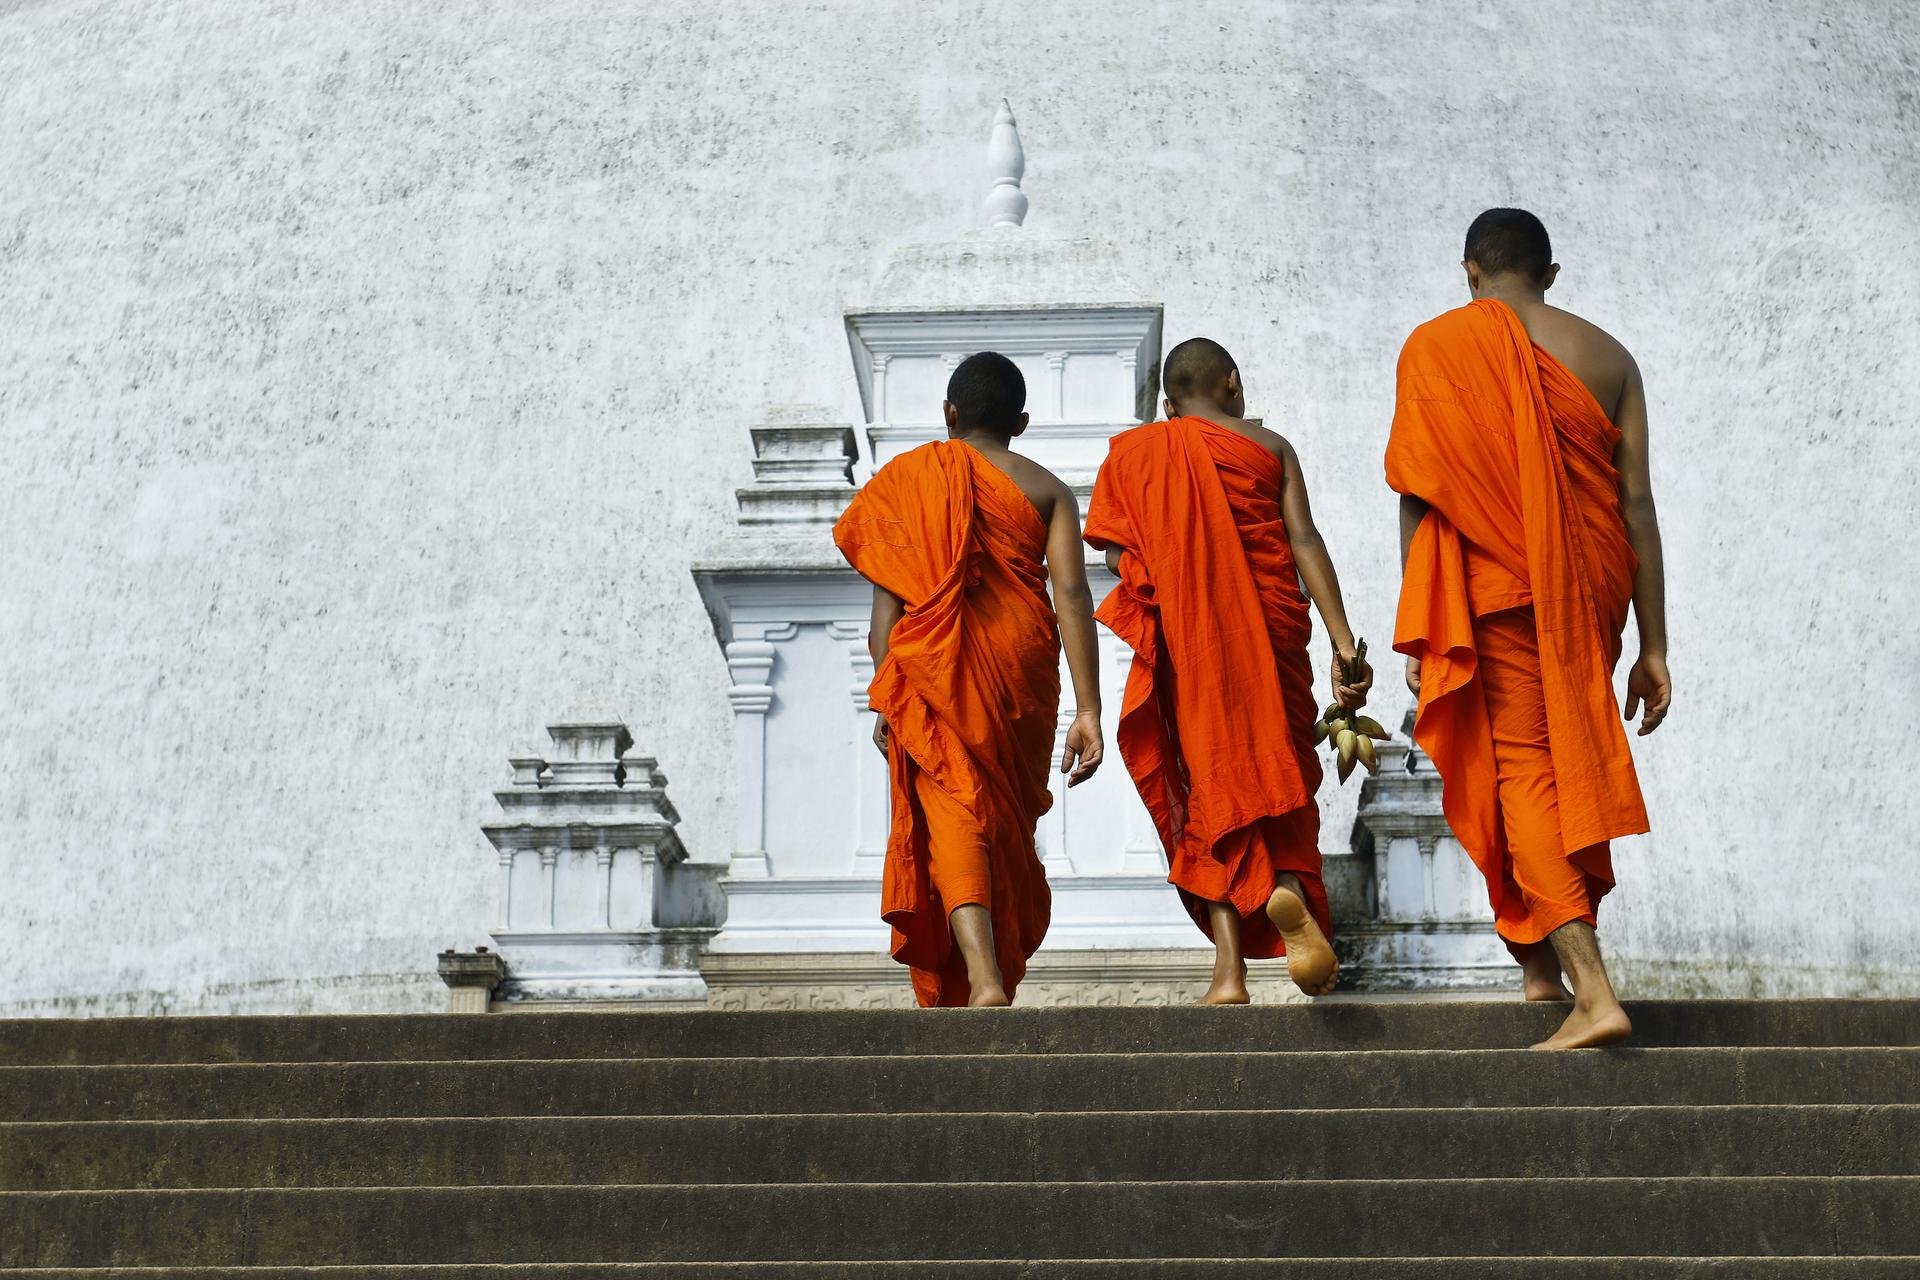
[1047,483,1105,785]
[866,586,905,753]
[1278,441,1373,708]
[1103,546,1123,576]
[1613,359,1672,735]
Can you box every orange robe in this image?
[1085,416,1330,956]
[832,440,1059,1006]
[1386,298,1648,957]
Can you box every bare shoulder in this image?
[1248,420,1290,460]
[1530,304,1638,418]
[995,447,1074,519]
[1226,417,1291,465]
[1558,305,1636,368]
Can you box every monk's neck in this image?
[948,429,1013,454]
[1474,283,1547,312]
[1171,402,1244,427]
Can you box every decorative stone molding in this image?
[736,408,858,526]
[478,718,721,1004]
[983,99,1028,229]
[827,619,888,875]
[846,305,1162,429]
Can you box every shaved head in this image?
[945,351,1026,436]
[1464,207,1553,284]
[1162,337,1238,405]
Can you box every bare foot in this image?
[1530,1000,1631,1050]
[1198,976,1250,1005]
[1522,949,1573,1002]
[967,985,1011,1008]
[1266,882,1338,997]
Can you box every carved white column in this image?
[1417,835,1440,922]
[725,637,779,878]
[496,839,518,931]
[635,846,661,929]
[594,841,615,928]
[1041,706,1074,876]
[538,846,559,930]
[871,354,892,426]
[1044,350,1067,421]
[1117,348,1140,421]
[829,621,887,875]
[1374,834,1394,919]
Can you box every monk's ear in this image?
[942,400,960,433]
[1463,259,1481,295]
[1226,367,1244,398]
[1541,263,1560,292]
[1163,397,1176,420]
[1008,411,1030,439]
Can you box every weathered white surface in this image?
[2,0,1916,1013]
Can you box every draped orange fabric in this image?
[832,440,1059,1006]
[1084,417,1330,955]
[1386,299,1646,950]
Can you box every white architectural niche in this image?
[477,718,723,1005]
[690,103,1290,1010]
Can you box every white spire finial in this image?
[983,99,1028,228]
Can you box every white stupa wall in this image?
[1,1,1915,1013]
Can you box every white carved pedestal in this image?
[480,719,722,1005]
[1337,710,1510,990]
[694,294,1297,1007]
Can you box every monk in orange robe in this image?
[1086,338,1372,1002]
[1388,208,1672,1050]
[834,351,1106,1007]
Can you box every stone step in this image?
[8,1263,1920,1279]
[5,1105,1917,1190]
[4,1047,1914,1121]
[3,999,1915,1065]
[5,1179,1917,1266]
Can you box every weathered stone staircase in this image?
[2,1000,1917,1275]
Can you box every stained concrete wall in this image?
[1,0,1915,1013]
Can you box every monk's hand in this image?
[1332,649,1373,711]
[872,714,890,755]
[1060,708,1104,787]
[1624,651,1672,736]
[1405,655,1422,697]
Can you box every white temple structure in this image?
[464,106,1503,1008]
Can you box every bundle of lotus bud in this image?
[1313,639,1394,782]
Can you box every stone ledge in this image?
[699,948,1315,1009]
